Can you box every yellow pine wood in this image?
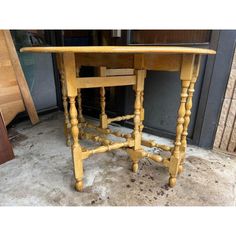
[168,54,196,187]
[63,53,84,191]
[141,139,173,152]
[63,53,77,96]
[76,75,136,88]
[82,141,132,160]
[181,56,201,151]
[107,114,135,124]
[133,70,145,150]
[69,96,83,192]
[179,55,202,174]
[99,67,108,129]
[0,31,25,125]
[77,88,85,123]
[20,46,216,55]
[4,31,39,125]
[74,53,182,71]
[56,54,71,146]
[21,46,215,191]
[106,68,134,76]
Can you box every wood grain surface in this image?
[0,112,14,165]
[20,46,216,55]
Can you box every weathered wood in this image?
[4,30,39,125]
[0,111,14,165]
[0,31,25,125]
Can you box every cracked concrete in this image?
[0,111,236,206]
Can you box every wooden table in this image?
[20,46,216,192]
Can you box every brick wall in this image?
[214,48,236,153]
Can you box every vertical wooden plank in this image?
[0,111,14,165]
[3,30,39,125]
[0,31,25,125]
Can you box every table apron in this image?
[76,75,136,89]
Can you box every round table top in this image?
[20,46,216,55]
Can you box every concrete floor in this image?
[0,111,236,206]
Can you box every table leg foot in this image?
[132,162,139,173]
[178,165,184,174]
[75,180,83,192]
[169,176,177,187]
[69,95,84,193]
[126,149,142,173]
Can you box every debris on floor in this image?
[0,111,235,206]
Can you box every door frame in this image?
[125,30,236,149]
[193,30,236,148]
[49,30,236,149]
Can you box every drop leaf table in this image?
[20,46,216,191]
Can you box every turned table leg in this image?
[69,96,83,191]
[77,88,85,123]
[56,53,71,146]
[169,54,196,187]
[139,89,145,136]
[130,69,146,172]
[179,55,201,174]
[56,54,71,146]
[169,80,190,187]
[61,71,71,146]
[77,88,85,139]
[63,52,84,191]
[99,67,108,129]
[178,81,195,174]
[76,65,85,138]
[100,87,108,128]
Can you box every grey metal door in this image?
[124,57,207,139]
